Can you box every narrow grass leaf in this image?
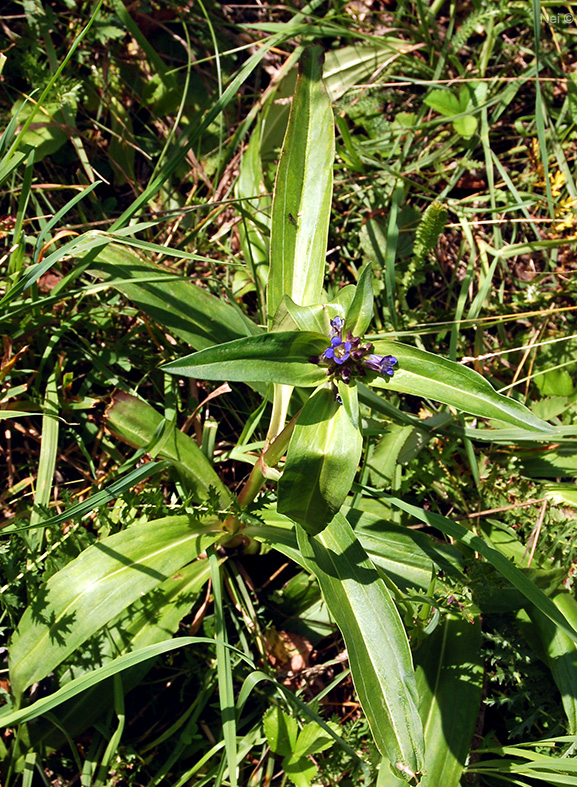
[0,1,102,186]
[110,32,288,231]
[0,638,253,728]
[1,461,170,535]
[209,551,237,787]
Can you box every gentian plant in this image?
[157,46,559,783]
[6,44,577,787]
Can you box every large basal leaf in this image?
[105,391,231,505]
[267,46,334,323]
[529,592,577,734]
[32,559,215,750]
[378,615,483,787]
[297,515,424,781]
[88,240,260,350]
[162,331,328,387]
[346,509,465,591]
[9,516,221,698]
[414,614,483,787]
[278,386,362,534]
[323,42,422,102]
[370,340,552,432]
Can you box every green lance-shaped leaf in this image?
[32,559,215,750]
[88,240,260,350]
[378,614,483,787]
[344,262,374,338]
[297,516,424,780]
[105,391,231,506]
[370,340,552,432]
[278,386,362,535]
[267,45,335,324]
[415,614,482,787]
[9,516,221,698]
[529,592,577,734]
[162,331,328,388]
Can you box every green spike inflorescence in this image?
[402,201,448,296]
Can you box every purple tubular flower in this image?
[323,337,352,364]
[330,316,345,334]
[311,317,398,384]
[364,354,398,376]
[381,355,398,376]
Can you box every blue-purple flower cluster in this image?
[311,316,397,383]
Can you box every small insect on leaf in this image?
[288,212,297,226]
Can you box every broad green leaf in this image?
[344,262,374,337]
[280,290,358,335]
[415,615,483,786]
[529,593,577,734]
[337,377,359,429]
[544,483,577,507]
[264,707,299,756]
[105,391,231,505]
[32,559,215,749]
[245,505,465,592]
[424,88,477,138]
[282,298,335,334]
[535,368,575,397]
[27,369,59,551]
[278,386,362,534]
[9,516,221,697]
[297,515,424,779]
[293,721,339,757]
[424,89,461,117]
[453,114,478,138]
[283,757,316,787]
[379,493,577,643]
[89,242,260,350]
[370,340,553,432]
[378,615,483,787]
[323,42,421,102]
[162,331,328,387]
[347,510,465,591]
[267,46,334,323]
[10,99,71,162]
[367,423,414,488]
[519,445,577,477]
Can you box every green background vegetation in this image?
[2,0,577,785]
